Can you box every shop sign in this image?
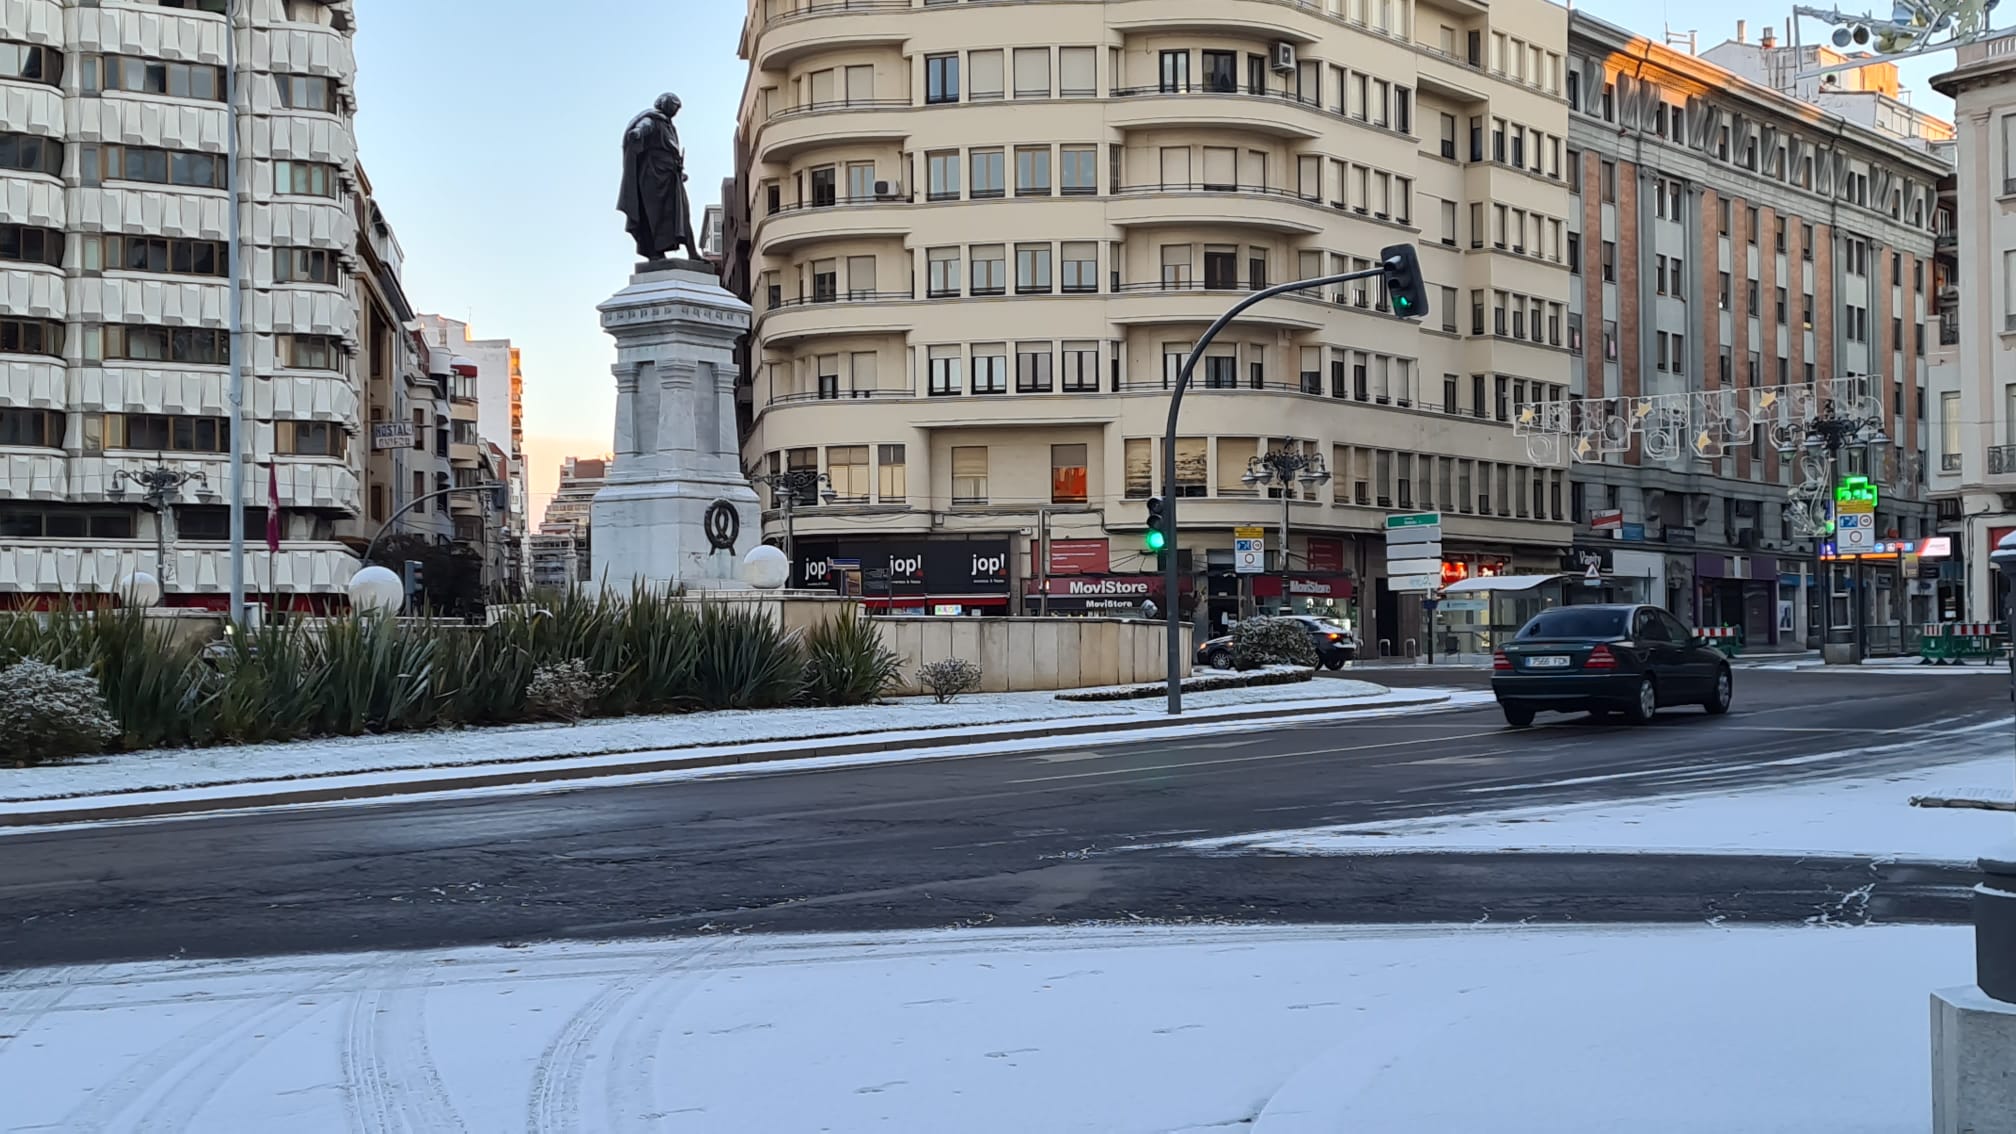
[1251,574,1354,599]
[1307,538,1346,574]
[1047,539,1110,575]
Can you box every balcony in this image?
[1108,83,1324,139]
[1990,445,2016,476]
[1109,183,1326,235]
[0,542,362,598]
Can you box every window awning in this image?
[1441,574,1565,595]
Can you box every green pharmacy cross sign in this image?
[1834,475,1877,508]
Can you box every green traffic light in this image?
[1393,295,1412,309]
[1144,529,1167,552]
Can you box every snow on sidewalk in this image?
[0,677,1453,806]
[1174,732,2016,863]
[0,922,1970,1133]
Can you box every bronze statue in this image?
[618,93,703,263]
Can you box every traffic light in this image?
[1143,496,1168,553]
[1379,243,1429,320]
[401,559,424,610]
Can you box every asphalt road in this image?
[2,669,2008,966]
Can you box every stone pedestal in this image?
[590,261,760,593]
[1932,986,2016,1133]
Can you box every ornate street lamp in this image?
[1778,398,1891,662]
[109,458,210,588]
[1242,449,1331,614]
[750,469,835,579]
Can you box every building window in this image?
[1060,145,1097,195]
[0,224,62,268]
[279,333,342,370]
[272,246,339,284]
[926,150,960,201]
[0,506,134,539]
[825,445,870,503]
[951,445,989,504]
[970,148,1005,198]
[971,344,1007,394]
[1601,240,1615,282]
[927,247,960,297]
[1158,49,1189,92]
[1016,342,1053,392]
[0,41,63,87]
[877,444,907,502]
[0,132,60,177]
[274,419,343,457]
[273,160,339,197]
[1013,47,1050,98]
[275,73,334,110]
[80,323,224,364]
[1942,392,1961,469]
[0,407,63,448]
[95,413,230,453]
[1060,242,1097,293]
[1061,341,1098,391]
[1015,146,1051,196]
[79,143,225,189]
[971,244,1006,295]
[928,345,962,396]
[78,54,225,100]
[926,53,960,103]
[1051,443,1088,503]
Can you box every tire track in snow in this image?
[601,940,731,1127]
[342,966,466,1134]
[0,964,107,1058]
[525,941,721,1134]
[64,964,369,1133]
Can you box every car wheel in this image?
[1502,704,1536,728]
[1703,666,1732,715]
[1322,656,1346,671]
[1205,649,1232,669]
[1623,677,1658,725]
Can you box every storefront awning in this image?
[1441,574,1564,595]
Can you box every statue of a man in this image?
[617,92,703,263]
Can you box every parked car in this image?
[1196,615,1360,671]
[1491,604,1732,727]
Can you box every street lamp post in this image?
[1782,399,1889,662]
[223,0,247,629]
[1243,450,1331,616]
[111,459,210,589]
[750,469,835,581]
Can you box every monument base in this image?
[1931,986,2016,1133]
[590,478,759,593]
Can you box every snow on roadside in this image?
[0,677,1418,805]
[1173,742,2016,863]
[0,922,1970,1133]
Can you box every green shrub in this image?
[1230,617,1317,671]
[689,605,806,711]
[803,610,903,706]
[917,658,983,703]
[0,659,121,764]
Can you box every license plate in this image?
[1525,656,1569,668]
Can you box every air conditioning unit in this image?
[1272,42,1297,73]
[872,179,901,200]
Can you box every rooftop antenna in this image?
[1664,24,1700,52]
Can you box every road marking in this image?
[1005,727,1522,784]
[1027,750,1106,763]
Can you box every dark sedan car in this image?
[1491,604,1732,727]
[1197,616,1360,670]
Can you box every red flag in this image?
[265,462,281,554]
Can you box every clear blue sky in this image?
[347,0,1957,515]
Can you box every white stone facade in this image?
[0,0,366,605]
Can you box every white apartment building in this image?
[1933,34,2016,621]
[731,0,1577,650]
[415,312,527,591]
[1,0,365,611]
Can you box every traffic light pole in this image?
[1162,262,1401,716]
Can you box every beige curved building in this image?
[730,0,1576,648]
[0,0,368,609]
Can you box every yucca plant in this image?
[201,620,328,745]
[85,607,205,749]
[689,604,805,711]
[802,609,903,707]
[315,616,441,736]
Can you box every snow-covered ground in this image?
[1174,741,2016,863]
[0,676,1427,805]
[0,922,1969,1133]
[1746,656,2010,675]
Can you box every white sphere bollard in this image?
[348,565,405,615]
[117,571,162,608]
[742,544,789,590]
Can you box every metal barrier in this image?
[1919,622,2007,665]
[1696,626,1743,658]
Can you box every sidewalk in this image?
[0,678,1487,828]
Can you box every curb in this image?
[0,692,1455,829]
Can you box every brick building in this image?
[1561,14,1947,646]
